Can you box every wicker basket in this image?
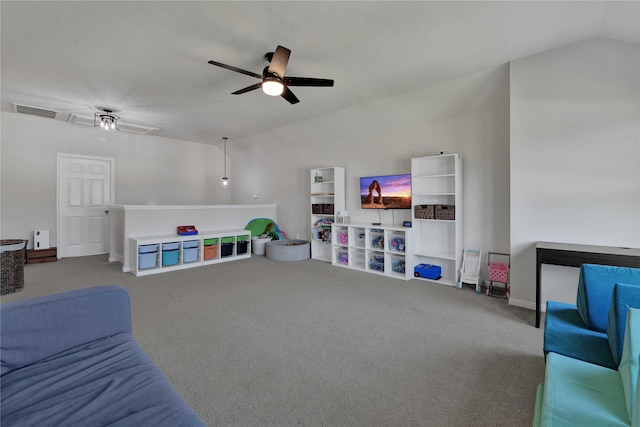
[435,205,455,220]
[1,239,26,295]
[414,205,435,219]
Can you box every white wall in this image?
[509,38,640,310]
[0,113,229,247]
[232,65,511,278]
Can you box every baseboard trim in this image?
[508,298,537,311]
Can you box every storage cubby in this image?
[129,229,250,276]
[331,223,412,280]
[201,230,251,266]
[310,167,345,262]
[411,154,463,286]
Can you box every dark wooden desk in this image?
[535,242,640,328]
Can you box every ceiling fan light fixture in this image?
[262,80,284,96]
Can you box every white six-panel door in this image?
[57,154,114,258]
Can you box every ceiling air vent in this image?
[67,114,159,135]
[13,103,58,119]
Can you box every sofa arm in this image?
[1,285,132,375]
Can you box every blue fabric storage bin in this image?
[138,252,158,269]
[183,240,199,249]
[183,248,198,263]
[162,242,180,251]
[138,244,158,254]
[162,250,179,266]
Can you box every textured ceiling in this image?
[1,1,638,145]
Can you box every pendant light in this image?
[221,137,229,189]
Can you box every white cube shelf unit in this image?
[331,223,411,280]
[310,167,345,262]
[411,153,463,286]
[129,229,251,277]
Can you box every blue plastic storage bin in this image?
[162,242,180,251]
[162,249,179,266]
[183,240,199,249]
[138,252,158,269]
[183,247,199,263]
[138,244,159,254]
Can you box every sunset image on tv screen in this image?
[360,174,411,209]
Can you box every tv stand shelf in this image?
[331,223,412,280]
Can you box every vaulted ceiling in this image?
[1,1,638,145]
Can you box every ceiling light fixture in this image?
[222,137,229,189]
[262,78,284,96]
[93,108,120,131]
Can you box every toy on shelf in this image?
[414,263,441,280]
[390,237,405,253]
[177,225,198,235]
[392,258,405,274]
[486,252,510,299]
[369,255,384,271]
[456,249,482,293]
[312,218,334,243]
[371,235,384,249]
[337,251,348,265]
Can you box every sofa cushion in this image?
[544,300,615,369]
[577,264,640,333]
[0,333,205,427]
[541,352,629,426]
[1,285,131,375]
[619,308,640,421]
[608,284,640,366]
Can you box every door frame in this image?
[56,153,115,259]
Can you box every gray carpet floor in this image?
[2,255,545,426]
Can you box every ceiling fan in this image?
[208,45,334,104]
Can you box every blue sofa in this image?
[544,264,640,369]
[1,285,205,426]
[534,308,640,426]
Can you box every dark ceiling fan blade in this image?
[231,83,263,95]
[268,45,291,78]
[208,60,263,79]
[281,86,300,104]
[283,76,334,87]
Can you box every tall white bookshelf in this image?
[411,154,463,286]
[310,167,345,262]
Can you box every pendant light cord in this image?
[223,137,228,177]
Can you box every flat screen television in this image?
[360,173,411,209]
